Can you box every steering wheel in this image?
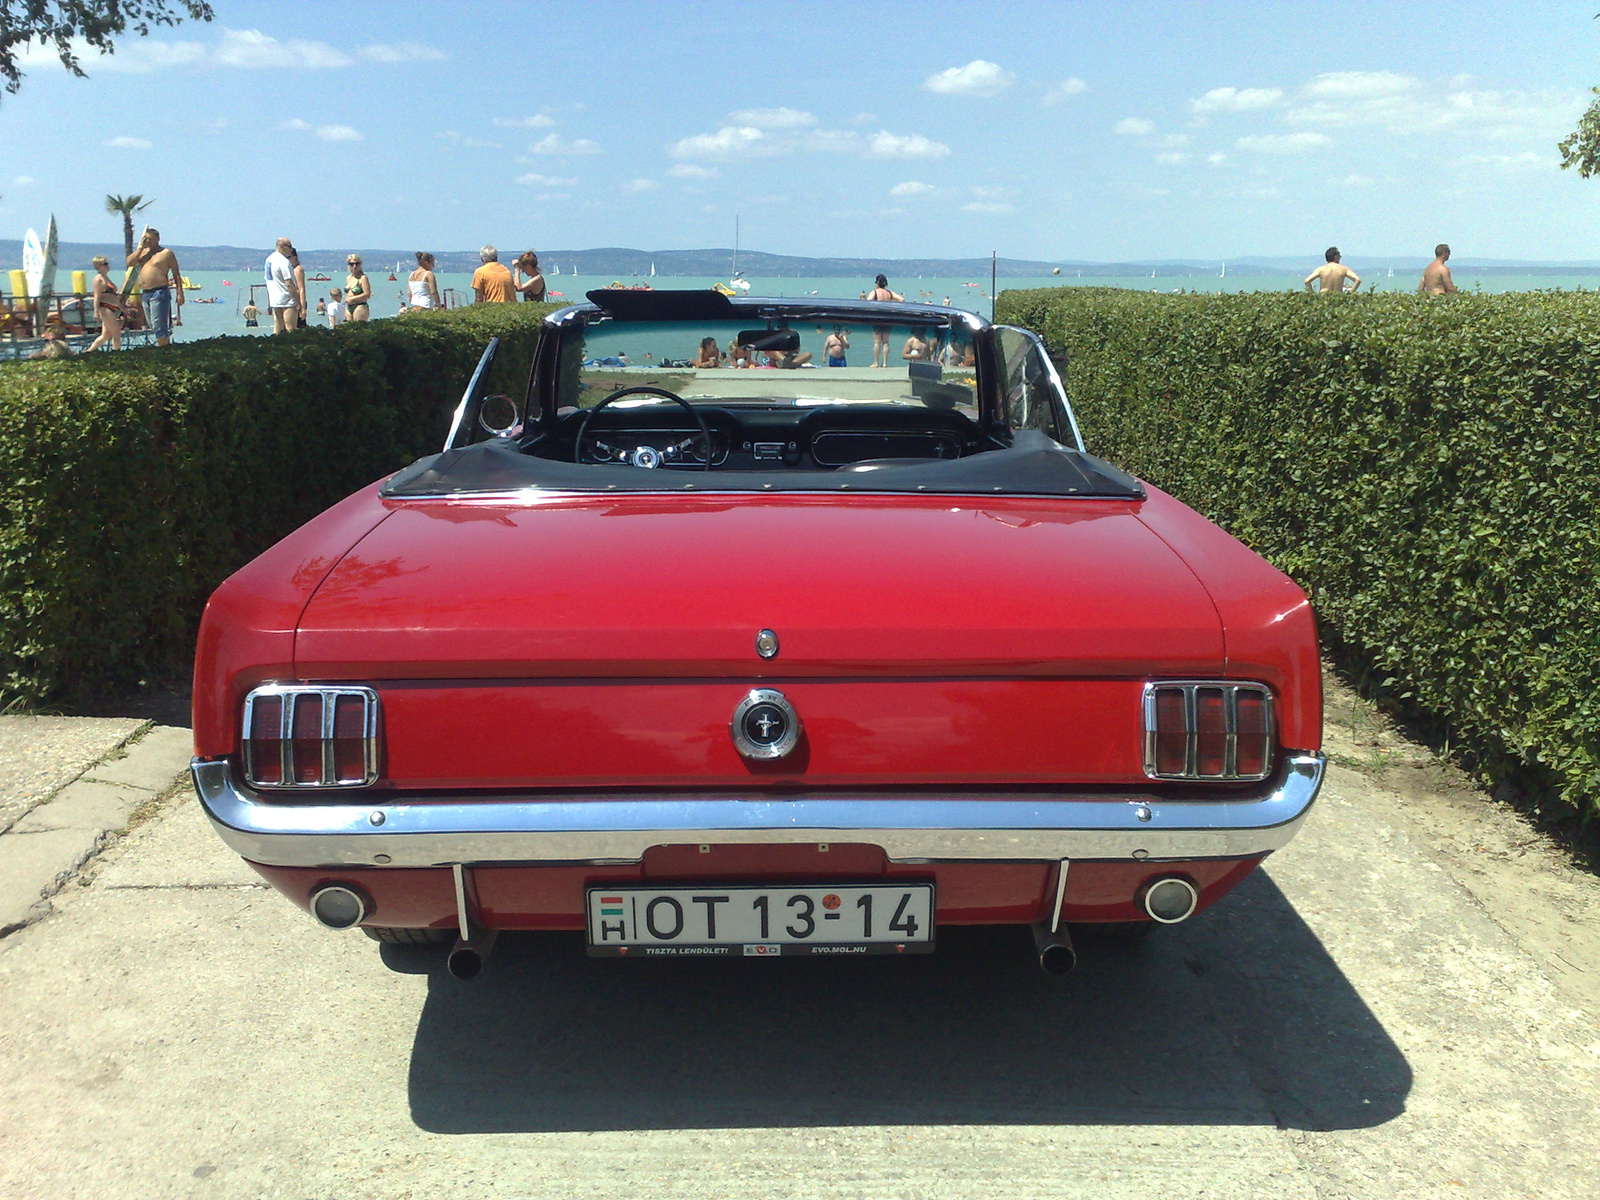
[574,386,713,471]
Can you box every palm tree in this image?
[105,194,153,258]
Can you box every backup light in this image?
[1142,682,1274,782]
[242,685,380,789]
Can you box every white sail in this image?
[650,261,655,277]
[21,228,43,298]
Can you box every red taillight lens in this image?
[1234,690,1268,777]
[1195,688,1227,777]
[241,686,379,788]
[247,693,283,785]
[291,693,324,783]
[1144,682,1274,781]
[1153,689,1188,775]
[331,694,368,783]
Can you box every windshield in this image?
[558,316,979,416]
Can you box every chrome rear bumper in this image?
[192,754,1324,870]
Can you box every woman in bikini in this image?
[344,255,373,322]
[407,252,441,310]
[865,273,903,366]
[695,336,722,368]
[86,256,124,352]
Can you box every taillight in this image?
[241,685,380,788]
[1142,682,1274,781]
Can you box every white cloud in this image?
[670,126,766,158]
[1461,151,1548,171]
[625,178,660,192]
[438,130,501,148]
[531,133,600,155]
[851,111,877,124]
[727,107,815,129]
[13,175,34,185]
[889,181,935,197]
[962,201,1015,214]
[17,35,203,72]
[516,172,577,187]
[282,119,362,141]
[1303,71,1415,100]
[214,28,351,69]
[1235,131,1330,153]
[1115,118,1155,136]
[493,114,557,128]
[669,163,718,178]
[868,131,950,159]
[1041,77,1089,106]
[1336,173,1374,186]
[105,136,152,150]
[1156,152,1193,164]
[924,59,1015,98]
[1191,86,1284,115]
[1206,151,1229,165]
[357,42,445,63]
[1285,73,1578,139]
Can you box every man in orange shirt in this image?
[471,245,517,303]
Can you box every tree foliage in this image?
[1558,87,1600,177]
[104,193,153,258]
[0,1,213,100]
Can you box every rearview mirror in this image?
[736,328,800,352]
[479,394,521,436]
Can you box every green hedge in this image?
[997,286,1600,821]
[0,303,555,705]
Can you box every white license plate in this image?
[585,883,935,958]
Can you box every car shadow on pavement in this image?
[399,866,1410,1134]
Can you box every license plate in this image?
[585,883,935,958]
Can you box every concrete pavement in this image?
[0,678,1596,1199]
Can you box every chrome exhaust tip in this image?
[1141,876,1199,924]
[447,929,498,981]
[309,884,368,930]
[1030,921,1077,975]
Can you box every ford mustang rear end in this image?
[191,291,1322,978]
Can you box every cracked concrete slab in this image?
[0,715,146,833]
[0,724,194,935]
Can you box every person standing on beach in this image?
[824,325,849,366]
[344,255,373,321]
[86,256,124,352]
[128,228,183,346]
[1419,244,1458,295]
[471,245,516,303]
[1304,247,1360,294]
[864,274,903,367]
[264,237,302,333]
[513,251,546,301]
[408,252,441,309]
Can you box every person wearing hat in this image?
[86,255,125,352]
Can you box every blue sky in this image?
[4,0,1599,261]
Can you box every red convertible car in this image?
[191,290,1323,979]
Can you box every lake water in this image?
[97,269,1600,346]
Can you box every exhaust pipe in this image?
[1030,921,1077,975]
[447,928,498,981]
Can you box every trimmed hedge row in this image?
[0,303,555,704]
[997,286,1600,821]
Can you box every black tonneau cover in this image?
[381,430,1145,499]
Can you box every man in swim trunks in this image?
[1303,246,1360,294]
[1418,244,1458,295]
[824,325,849,366]
[128,228,183,346]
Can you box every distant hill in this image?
[6,241,1600,278]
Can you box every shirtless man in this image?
[128,228,183,346]
[823,325,849,366]
[1418,243,1458,295]
[1304,246,1360,294]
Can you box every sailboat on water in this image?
[729,216,749,292]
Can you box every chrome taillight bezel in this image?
[241,684,381,789]
[1141,681,1275,782]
